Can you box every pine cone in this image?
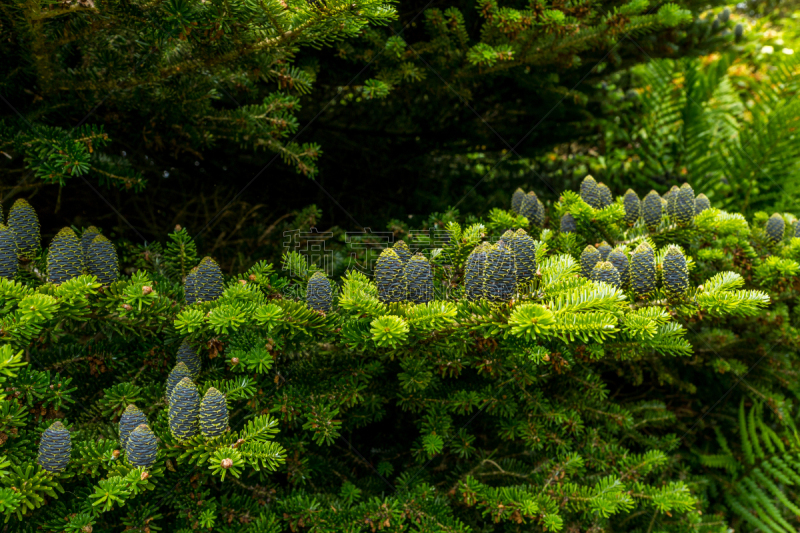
[87,234,119,285]
[307,271,333,312]
[37,421,71,473]
[392,240,412,264]
[580,245,601,279]
[642,191,662,231]
[126,424,158,468]
[7,198,40,260]
[560,213,576,234]
[765,214,785,243]
[665,185,680,219]
[607,247,629,288]
[176,341,202,378]
[47,228,84,284]
[184,266,198,305]
[662,245,689,299]
[597,241,612,261]
[591,261,621,288]
[405,253,433,304]
[194,257,225,302]
[483,241,516,302]
[119,404,148,447]
[520,192,544,227]
[511,188,525,214]
[0,224,18,280]
[795,220,800,239]
[597,182,613,208]
[579,176,601,209]
[81,227,101,262]
[375,249,406,303]
[166,362,192,401]
[464,243,488,301]
[630,242,656,298]
[501,229,516,241]
[695,194,711,214]
[169,377,200,441]
[623,189,640,226]
[674,183,695,226]
[510,229,536,284]
[199,387,229,438]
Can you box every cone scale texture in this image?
[579,176,601,209]
[199,387,229,438]
[510,229,536,284]
[375,249,406,303]
[597,241,612,261]
[307,271,333,312]
[665,185,680,219]
[119,404,148,447]
[87,234,119,285]
[166,363,192,401]
[47,228,83,284]
[464,244,488,301]
[631,242,656,298]
[184,267,198,305]
[765,214,784,243]
[405,253,433,304]
[483,242,516,302]
[194,257,225,302]
[511,188,525,213]
[695,194,711,214]
[37,421,71,473]
[0,225,18,279]
[597,182,613,208]
[520,192,544,227]
[81,227,101,261]
[393,240,412,264]
[169,377,200,441]
[591,261,621,288]
[126,424,158,468]
[674,183,695,226]
[663,246,689,299]
[7,198,40,260]
[607,247,629,288]
[177,341,202,378]
[560,213,576,233]
[623,189,641,226]
[642,191,662,231]
[580,245,601,279]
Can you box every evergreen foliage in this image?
[0,225,18,280]
[125,424,158,469]
[7,199,40,260]
[306,271,333,312]
[2,178,798,532]
[46,228,83,284]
